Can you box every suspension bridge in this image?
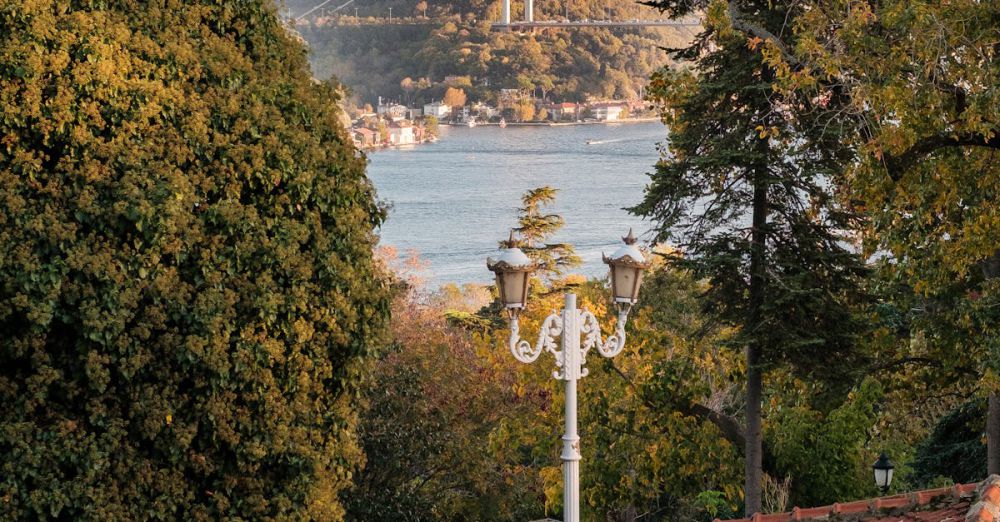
[288,0,701,30]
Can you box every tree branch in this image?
[884,132,1000,181]
[727,3,802,68]
[608,359,779,477]
[867,357,941,374]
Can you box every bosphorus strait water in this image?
[367,121,664,286]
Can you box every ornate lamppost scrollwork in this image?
[579,308,628,359]
[509,312,562,364]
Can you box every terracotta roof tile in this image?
[715,476,1000,522]
[966,476,1000,522]
[836,500,872,514]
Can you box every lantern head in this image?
[872,452,894,492]
[602,228,650,307]
[487,230,535,315]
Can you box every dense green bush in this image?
[0,1,389,519]
[911,400,988,487]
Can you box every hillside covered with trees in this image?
[286,0,697,105]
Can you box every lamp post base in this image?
[562,455,580,522]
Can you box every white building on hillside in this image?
[378,102,408,120]
[423,101,451,118]
[472,102,499,119]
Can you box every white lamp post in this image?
[487,228,650,522]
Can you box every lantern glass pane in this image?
[613,266,637,301]
[873,468,887,488]
[502,271,526,306]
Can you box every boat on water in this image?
[466,118,477,128]
[498,118,507,128]
[586,139,598,145]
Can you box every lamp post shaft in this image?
[560,293,581,522]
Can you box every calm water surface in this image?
[367,122,665,285]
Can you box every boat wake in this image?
[586,137,635,145]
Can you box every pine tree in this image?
[514,186,581,279]
[633,1,869,514]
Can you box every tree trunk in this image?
[989,393,1000,476]
[745,344,763,515]
[745,160,769,516]
[983,250,1000,476]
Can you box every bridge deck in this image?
[494,18,700,29]
[293,17,700,29]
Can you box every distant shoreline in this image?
[442,117,661,128]
[363,117,663,153]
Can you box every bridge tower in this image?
[502,0,510,24]
[525,0,533,22]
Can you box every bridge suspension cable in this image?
[295,0,355,21]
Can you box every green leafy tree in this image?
[911,399,988,487]
[0,1,389,519]
[346,276,542,521]
[572,263,745,520]
[422,115,440,137]
[759,0,1000,476]
[633,0,870,514]
[767,378,883,507]
[479,259,747,520]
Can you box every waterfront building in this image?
[352,127,378,148]
[388,122,415,145]
[423,101,451,118]
[544,102,581,121]
[472,102,499,120]
[459,106,473,122]
[499,88,527,106]
[590,101,627,121]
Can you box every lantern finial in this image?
[623,228,637,245]
[502,229,521,249]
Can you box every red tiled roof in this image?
[716,476,1000,522]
